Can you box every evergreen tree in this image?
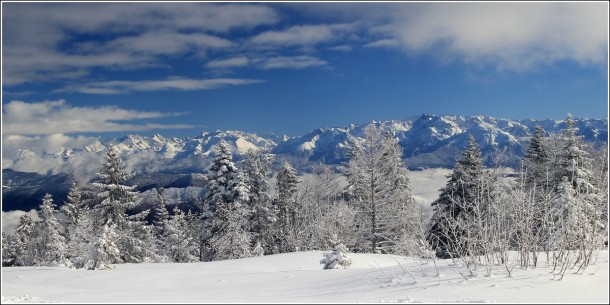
[523,125,550,191]
[208,171,252,260]
[163,207,198,263]
[203,140,252,261]
[344,124,416,254]
[241,149,277,255]
[550,177,580,249]
[275,160,300,253]
[2,232,16,267]
[320,243,352,270]
[152,188,170,229]
[32,194,66,266]
[61,183,83,233]
[184,209,202,261]
[87,223,121,270]
[12,213,35,266]
[550,114,602,253]
[90,145,157,267]
[61,183,92,268]
[427,135,485,258]
[151,188,171,261]
[66,210,94,269]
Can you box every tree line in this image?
[2,114,607,275]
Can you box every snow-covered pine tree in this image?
[550,114,602,262]
[344,124,416,254]
[208,171,252,260]
[426,135,485,259]
[163,207,198,263]
[151,188,171,261]
[12,213,35,266]
[275,160,300,253]
[152,188,170,229]
[2,232,16,266]
[523,125,551,191]
[184,209,202,261]
[61,183,93,268]
[87,223,121,270]
[203,140,252,261]
[61,183,83,234]
[90,145,157,267]
[320,242,352,270]
[32,194,66,266]
[241,149,277,255]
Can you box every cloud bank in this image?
[386,2,608,71]
[2,100,194,135]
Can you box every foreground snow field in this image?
[2,250,608,303]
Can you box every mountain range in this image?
[2,114,607,211]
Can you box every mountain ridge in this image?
[2,114,607,211]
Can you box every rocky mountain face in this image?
[2,114,607,211]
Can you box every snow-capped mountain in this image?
[273,114,606,168]
[2,114,606,212]
[3,114,607,178]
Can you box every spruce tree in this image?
[241,149,277,255]
[33,194,66,266]
[551,114,602,254]
[151,188,171,261]
[523,125,550,191]
[13,213,35,266]
[427,135,485,258]
[208,171,252,260]
[61,183,83,233]
[61,183,92,268]
[275,160,300,253]
[2,232,16,267]
[203,140,252,261]
[90,145,157,267]
[163,207,198,263]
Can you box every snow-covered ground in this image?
[2,250,608,303]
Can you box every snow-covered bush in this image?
[320,243,352,270]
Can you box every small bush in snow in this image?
[320,243,352,270]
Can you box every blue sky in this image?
[2,2,608,138]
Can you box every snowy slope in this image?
[2,250,608,303]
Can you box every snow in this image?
[299,134,319,151]
[2,250,608,303]
[234,137,259,154]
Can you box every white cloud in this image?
[328,45,353,52]
[248,24,356,48]
[257,56,328,70]
[363,39,402,49]
[55,77,265,94]
[2,100,195,135]
[249,25,334,47]
[388,2,608,71]
[2,3,279,86]
[206,56,251,69]
[104,32,236,56]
